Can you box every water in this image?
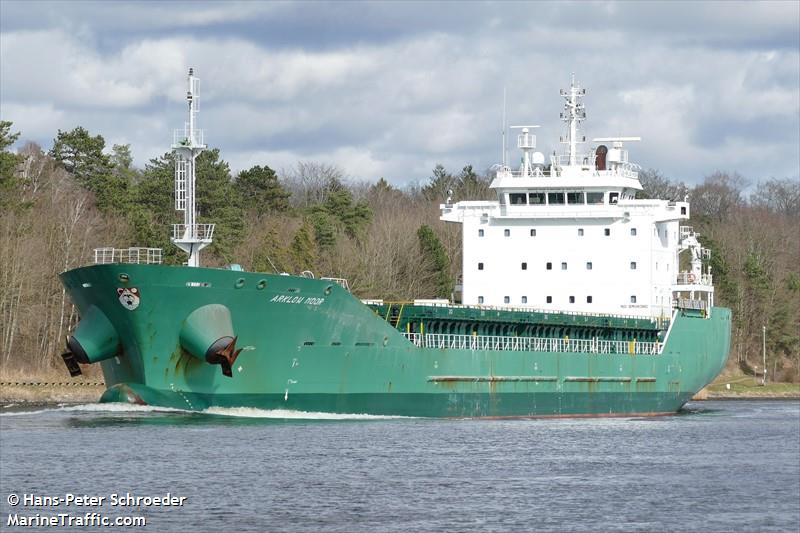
[1,400,798,532]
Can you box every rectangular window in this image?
[546,262,552,270]
[630,295,637,303]
[586,262,593,270]
[521,262,527,270]
[547,192,565,205]
[586,192,604,204]
[587,296,593,303]
[478,229,484,237]
[561,262,567,270]
[604,228,611,236]
[578,228,584,236]
[567,192,584,204]
[546,296,552,303]
[530,228,537,237]
[478,296,484,304]
[529,192,546,205]
[504,229,510,237]
[630,228,637,236]
[630,261,637,270]
[609,192,619,204]
[478,262,484,270]
[521,296,528,304]
[569,296,575,303]
[509,193,527,205]
[504,296,510,304]
[681,206,687,215]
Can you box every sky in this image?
[1,0,798,187]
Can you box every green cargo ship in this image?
[58,71,731,417]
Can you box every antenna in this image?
[170,67,215,267]
[501,87,507,168]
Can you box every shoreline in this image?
[0,382,106,404]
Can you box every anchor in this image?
[205,336,242,378]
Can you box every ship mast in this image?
[171,67,214,267]
[560,73,586,166]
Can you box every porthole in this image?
[118,273,129,282]
[256,279,267,290]
[234,278,245,289]
[324,285,333,295]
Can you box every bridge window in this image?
[586,262,593,270]
[630,295,637,303]
[630,228,637,236]
[586,192,604,204]
[478,262,484,270]
[529,192,546,205]
[569,296,575,303]
[510,193,527,205]
[546,262,552,270]
[546,296,552,303]
[521,296,528,304]
[630,261,637,270]
[548,192,565,205]
[521,262,527,270]
[567,192,584,204]
[504,296,510,304]
[604,228,611,236]
[478,229,484,237]
[478,296,484,304]
[504,229,510,237]
[530,228,537,236]
[578,228,584,236]
[561,262,567,270]
[587,296,593,303]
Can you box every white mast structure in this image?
[560,73,586,166]
[171,67,214,267]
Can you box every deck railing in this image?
[94,247,162,265]
[402,333,660,355]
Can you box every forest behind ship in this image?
[1,121,797,382]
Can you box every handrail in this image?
[94,247,162,265]
[401,333,661,355]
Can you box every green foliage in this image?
[50,127,128,213]
[191,150,245,262]
[290,222,317,270]
[0,121,21,210]
[308,188,372,247]
[252,229,293,274]
[235,165,290,215]
[417,224,453,298]
[309,211,337,249]
[422,164,456,202]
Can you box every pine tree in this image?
[235,164,290,215]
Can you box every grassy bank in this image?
[705,375,800,399]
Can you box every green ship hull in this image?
[60,264,731,417]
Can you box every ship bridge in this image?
[441,76,699,320]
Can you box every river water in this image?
[1,400,798,532]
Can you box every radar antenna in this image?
[171,67,215,267]
[510,125,540,177]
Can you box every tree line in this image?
[0,121,797,381]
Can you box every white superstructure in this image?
[441,77,714,318]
